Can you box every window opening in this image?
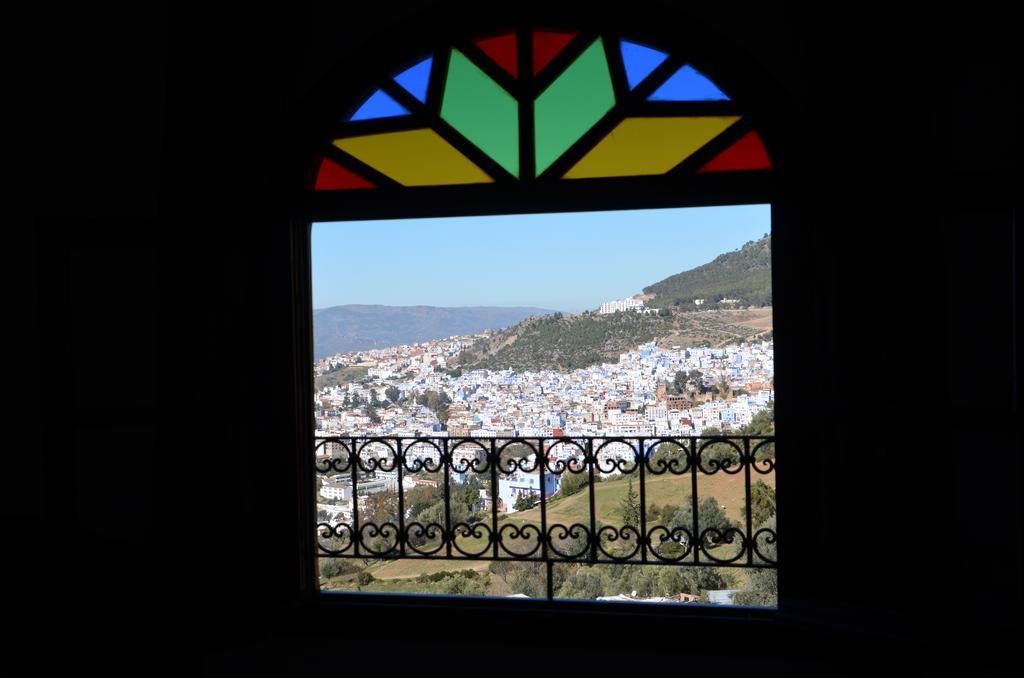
[304,27,778,608]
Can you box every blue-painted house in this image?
[498,469,560,512]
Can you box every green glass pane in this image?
[441,49,519,177]
[534,38,615,176]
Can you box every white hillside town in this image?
[313,330,773,579]
[314,335,773,440]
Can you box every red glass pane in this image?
[475,33,518,79]
[533,30,577,75]
[697,130,772,172]
[314,158,375,190]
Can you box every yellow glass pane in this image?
[563,117,741,179]
[333,129,493,186]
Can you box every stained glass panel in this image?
[333,129,493,186]
[349,89,410,121]
[563,116,740,178]
[620,40,669,90]
[534,38,615,175]
[475,33,518,78]
[533,30,577,75]
[698,130,772,172]
[318,30,770,190]
[314,158,375,190]
[394,57,433,103]
[648,65,730,101]
[440,49,520,177]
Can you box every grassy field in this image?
[368,556,491,579]
[515,469,772,527]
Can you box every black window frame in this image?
[285,11,793,622]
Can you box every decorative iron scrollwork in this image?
[315,435,777,598]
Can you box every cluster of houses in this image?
[314,337,773,525]
[315,338,773,439]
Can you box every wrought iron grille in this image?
[315,435,776,599]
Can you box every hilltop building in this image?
[599,297,645,314]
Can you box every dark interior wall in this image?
[28,1,1019,674]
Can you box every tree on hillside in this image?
[558,470,590,497]
[731,514,777,606]
[741,401,775,435]
[319,558,355,580]
[488,560,518,587]
[363,489,398,526]
[514,493,534,511]
[651,442,687,471]
[680,369,705,393]
[384,385,400,403]
[432,390,451,411]
[690,566,731,594]
[647,503,680,525]
[414,500,463,536]
[416,389,451,424]
[742,479,776,527]
[669,496,735,549]
[509,563,547,598]
[619,476,641,529]
[369,389,380,407]
[715,369,731,400]
[417,389,450,412]
[404,485,442,523]
[556,567,604,599]
[361,490,399,560]
[657,565,691,596]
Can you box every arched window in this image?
[298,23,778,610]
[311,29,770,191]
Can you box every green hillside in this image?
[643,234,772,308]
[454,308,771,372]
[455,311,672,372]
[314,365,369,391]
[452,237,773,372]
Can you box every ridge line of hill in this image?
[453,236,773,372]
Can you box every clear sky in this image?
[312,204,770,312]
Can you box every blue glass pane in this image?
[648,65,730,101]
[620,40,669,90]
[394,57,433,103]
[349,89,410,121]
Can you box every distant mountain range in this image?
[313,305,557,359]
[315,237,771,364]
